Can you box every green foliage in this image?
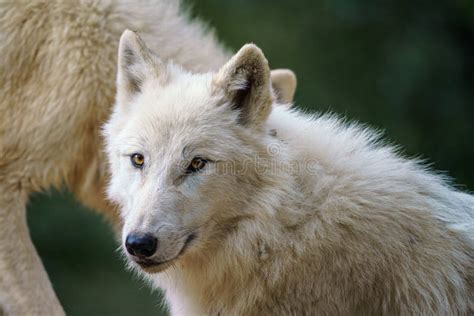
[28,1,473,315]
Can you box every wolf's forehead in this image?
[126,73,233,147]
[128,102,227,151]
[146,71,214,105]
[134,75,218,119]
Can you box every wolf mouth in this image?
[134,233,197,272]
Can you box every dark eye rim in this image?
[131,153,145,168]
[186,157,208,174]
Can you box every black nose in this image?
[125,234,157,258]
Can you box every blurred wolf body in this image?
[1,0,229,221]
[0,1,297,314]
[0,1,227,315]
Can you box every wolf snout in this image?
[125,233,158,259]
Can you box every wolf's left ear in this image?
[116,29,164,105]
[213,44,273,129]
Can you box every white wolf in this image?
[104,30,474,315]
[0,1,296,315]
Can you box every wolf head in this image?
[104,30,290,273]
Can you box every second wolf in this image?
[0,1,296,314]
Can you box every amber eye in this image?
[131,153,145,168]
[187,157,207,174]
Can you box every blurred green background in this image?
[28,0,474,315]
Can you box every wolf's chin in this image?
[139,260,175,274]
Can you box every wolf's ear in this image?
[271,69,297,106]
[117,29,164,104]
[213,44,273,129]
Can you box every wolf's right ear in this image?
[116,30,164,105]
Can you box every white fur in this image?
[105,34,474,315]
[0,1,298,313]
[0,1,229,314]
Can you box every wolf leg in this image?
[0,187,64,316]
